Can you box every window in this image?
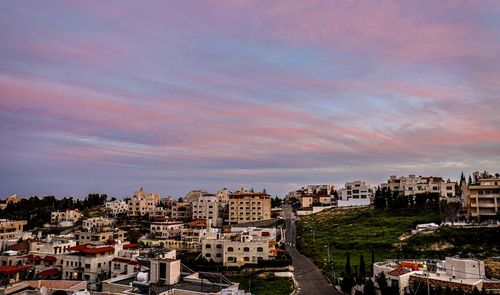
[85,264,91,269]
[244,257,249,262]
[243,247,250,252]
[257,247,263,252]
[216,253,222,258]
[227,247,234,252]
[205,244,211,249]
[205,253,211,258]
[114,264,121,270]
[216,244,222,249]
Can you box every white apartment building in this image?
[105,200,128,216]
[381,175,456,198]
[62,243,122,289]
[306,184,336,195]
[74,229,127,245]
[50,209,82,224]
[127,188,160,217]
[192,195,222,227]
[201,227,278,267]
[149,222,184,239]
[339,181,375,200]
[82,217,114,229]
[30,236,77,255]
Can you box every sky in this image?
[1,1,500,199]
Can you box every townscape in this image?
[0,171,498,295]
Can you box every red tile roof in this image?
[7,240,30,251]
[26,255,43,261]
[0,265,31,274]
[123,243,141,249]
[37,268,60,277]
[43,256,57,262]
[409,275,476,292]
[387,266,410,277]
[66,244,114,254]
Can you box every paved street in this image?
[282,206,340,295]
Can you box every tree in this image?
[341,251,354,293]
[370,249,375,276]
[359,254,366,282]
[374,188,386,209]
[441,201,461,226]
[363,279,376,295]
[375,272,388,294]
[468,175,473,185]
[345,251,352,275]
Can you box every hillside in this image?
[296,206,499,279]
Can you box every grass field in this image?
[296,205,500,279]
[296,206,441,278]
[225,272,294,295]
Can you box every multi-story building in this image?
[62,243,120,289]
[337,180,375,207]
[227,191,271,224]
[463,171,500,222]
[50,209,82,224]
[127,188,160,217]
[0,220,28,251]
[381,175,456,198]
[170,201,192,221]
[305,184,336,195]
[192,194,222,227]
[104,200,128,216]
[74,229,127,245]
[82,217,114,229]
[183,190,209,203]
[339,181,375,200]
[201,226,278,267]
[29,236,77,255]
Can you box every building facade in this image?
[227,192,271,224]
[463,171,500,221]
[381,175,456,198]
[127,188,160,217]
[104,200,128,216]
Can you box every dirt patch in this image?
[485,258,500,279]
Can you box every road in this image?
[282,206,340,295]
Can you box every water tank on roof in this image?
[137,272,149,282]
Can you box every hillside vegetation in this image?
[296,206,499,279]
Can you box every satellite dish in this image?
[40,286,50,295]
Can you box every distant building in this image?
[5,194,22,205]
[381,175,456,198]
[104,200,128,216]
[227,190,271,224]
[337,180,374,207]
[192,194,222,227]
[463,171,500,222]
[82,217,114,229]
[51,209,82,224]
[0,219,28,251]
[127,188,160,217]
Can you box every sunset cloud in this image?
[1,1,499,197]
